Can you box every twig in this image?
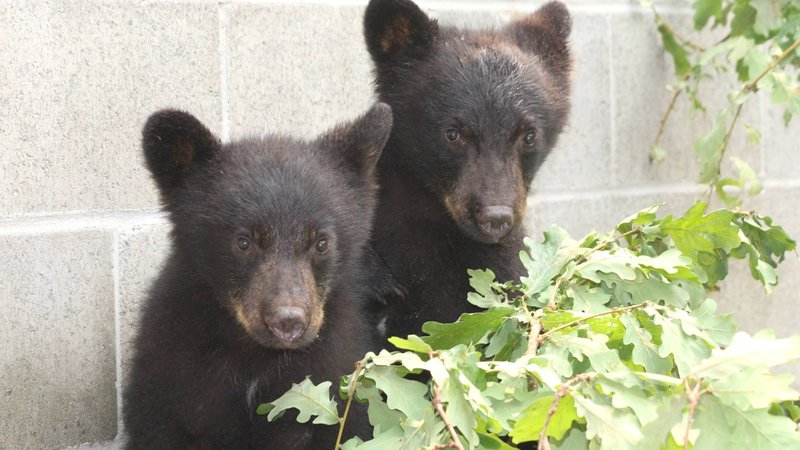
[538,302,652,344]
[650,5,706,52]
[706,102,745,201]
[334,360,364,450]
[705,36,800,198]
[652,74,690,157]
[538,374,591,450]
[432,381,466,450]
[546,278,564,310]
[683,378,711,450]
[525,319,543,357]
[743,36,800,93]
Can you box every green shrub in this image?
[262,202,799,449]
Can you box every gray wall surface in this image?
[1,1,798,448]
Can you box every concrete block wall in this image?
[0,1,797,448]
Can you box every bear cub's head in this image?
[142,104,392,350]
[365,0,572,244]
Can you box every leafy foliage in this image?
[642,0,800,206]
[263,203,799,449]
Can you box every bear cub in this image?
[364,0,573,339]
[123,104,393,449]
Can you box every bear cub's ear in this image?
[322,103,393,177]
[505,1,572,74]
[142,109,220,196]
[364,0,439,65]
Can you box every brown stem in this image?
[432,381,466,450]
[707,102,744,197]
[334,360,364,450]
[537,394,561,450]
[683,379,710,450]
[650,5,706,52]
[525,319,543,357]
[652,81,686,157]
[538,375,591,450]
[744,36,800,93]
[704,36,800,199]
[538,302,652,344]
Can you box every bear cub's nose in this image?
[477,206,514,240]
[267,307,308,343]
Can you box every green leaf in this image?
[552,427,590,450]
[731,156,763,196]
[689,298,736,345]
[264,378,339,425]
[549,332,624,374]
[739,214,797,267]
[744,122,762,144]
[694,395,800,450]
[638,396,688,450]
[693,0,724,29]
[689,331,800,378]
[611,272,692,308]
[355,381,405,432]
[520,226,571,297]
[388,335,433,354]
[751,0,784,35]
[744,45,773,80]
[617,205,660,230]
[711,367,799,410]
[485,318,525,360]
[400,408,445,449]
[650,308,710,377]
[694,109,731,184]
[650,144,666,163]
[658,24,692,77]
[595,375,659,426]
[478,432,517,450]
[466,269,504,308]
[568,284,612,313]
[730,2,757,36]
[369,349,429,373]
[364,366,429,421]
[663,203,741,260]
[621,312,673,373]
[440,370,479,446]
[573,388,643,450]
[422,306,515,350]
[577,250,639,283]
[510,394,579,443]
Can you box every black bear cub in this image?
[364,0,572,338]
[123,104,392,449]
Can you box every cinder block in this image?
[226,3,375,138]
[525,188,701,239]
[609,12,761,187]
[762,97,800,180]
[117,224,172,406]
[0,231,115,449]
[0,0,221,217]
[533,13,612,192]
[64,440,120,450]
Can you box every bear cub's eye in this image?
[523,130,537,146]
[236,237,251,251]
[315,237,329,254]
[445,128,460,142]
